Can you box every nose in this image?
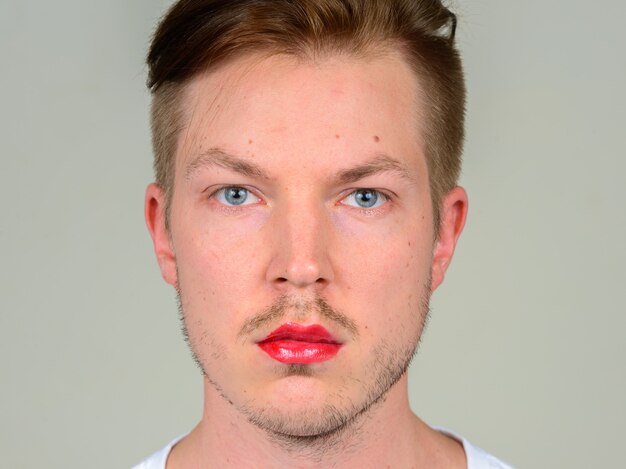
[265,200,334,291]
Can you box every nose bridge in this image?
[267,191,333,288]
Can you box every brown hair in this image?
[147,0,465,229]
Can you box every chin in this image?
[239,376,359,436]
[263,372,337,406]
[241,398,357,439]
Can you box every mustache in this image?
[238,295,358,339]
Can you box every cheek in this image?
[335,212,433,289]
[173,211,267,316]
[336,221,433,331]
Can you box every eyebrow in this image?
[336,154,413,185]
[185,147,271,181]
[185,147,413,185]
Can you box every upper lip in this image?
[258,323,341,344]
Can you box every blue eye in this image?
[215,187,260,206]
[342,189,386,209]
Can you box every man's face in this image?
[147,51,466,438]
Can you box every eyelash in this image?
[207,186,393,213]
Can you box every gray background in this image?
[1,1,624,467]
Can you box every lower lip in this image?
[258,340,341,364]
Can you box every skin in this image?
[146,50,468,468]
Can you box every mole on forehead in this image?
[335,134,381,142]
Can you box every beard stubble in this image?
[176,281,431,453]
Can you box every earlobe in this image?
[145,183,178,287]
[430,186,468,293]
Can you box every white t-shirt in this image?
[132,429,514,468]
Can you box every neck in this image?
[167,374,465,468]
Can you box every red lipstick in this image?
[257,323,342,364]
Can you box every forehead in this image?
[176,50,426,173]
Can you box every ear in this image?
[430,186,468,293]
[145,183,178,287]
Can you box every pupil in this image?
[226,187,247,205]
[357,190,377,208]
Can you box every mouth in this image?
[257,323,343,364]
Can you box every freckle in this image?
[408,241,412,247]
[373,135,380,143]
[248,139,253,144]
[335,134,341,139]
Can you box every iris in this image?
[224,187,248,205]
[354,189,379,208]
